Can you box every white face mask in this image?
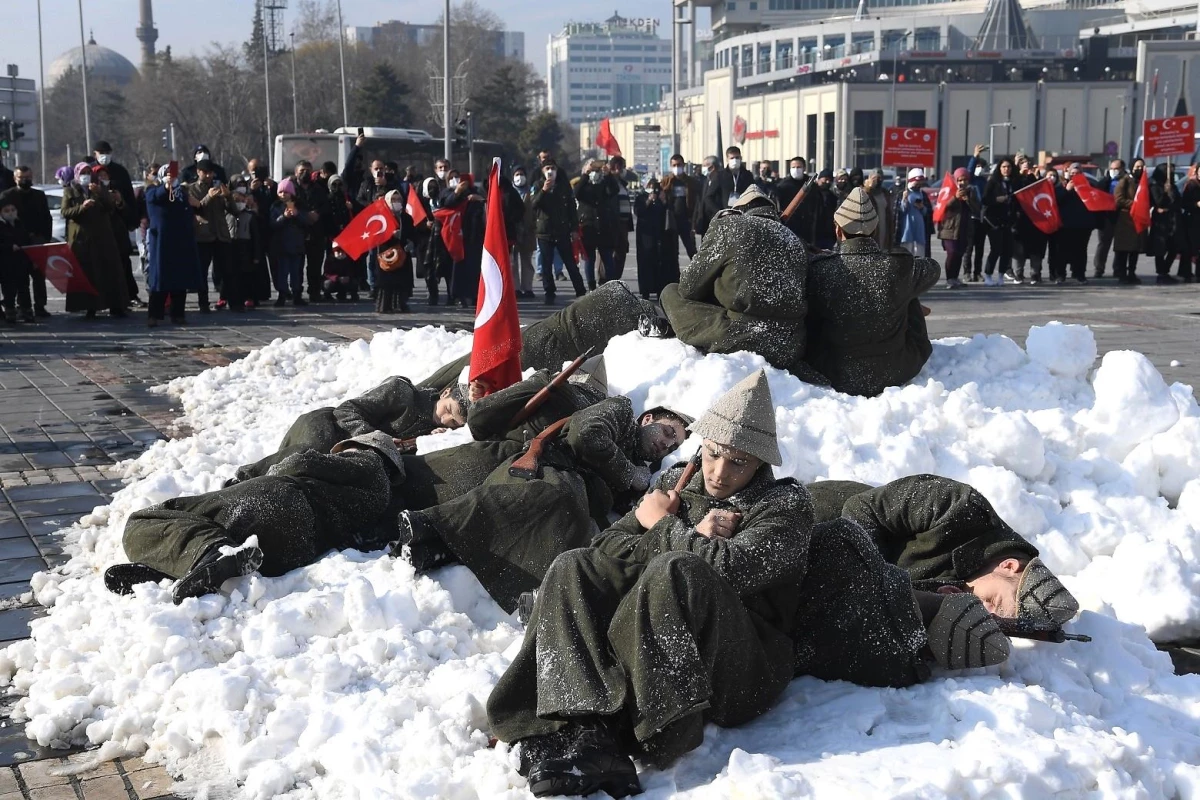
[728,158,742,170]
[672,165,684,176]
[391,202,405,213]
[1109,169,1121,179]
[513,175,527,187]
[0,211,17,224]
[196,152,209,163]
[1048,174,1058,184]
[435,169,447,179]
[79,175,92,186]
[100,179,111,187]
[790,168,804,180]
[448,178,459,189]
[544,169,556,180]
[96,153,112,166]
[235,201,247,212]
[589,171,603,184]
[974,166,985,177]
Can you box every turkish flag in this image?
[22,243,97,295]
[1070,174,1117,212]
[1014,178,1062,235]
[333,197,398,260]
[595,119,622,157]
[1131,169,1151,235]
[405,184,428,228]
[468,158,522,393]
[433,207,465,262]
[931,172,955,224]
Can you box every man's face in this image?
[835,176,848,190]
[15,168,32,188]
[247,159,260,174]
[700,440,762,500]
[637,415,686,463]
[999,162,1012,177]
[759,162,772,178]
[965,558,1023,618]
[817,176,830,187]
[1109,160,1122,173]
[295,164,311,182]
[197,168,214,184]
[537,152,551,166]
[670,158,684,172]
[956,176,970,190]
[434,388,466,428]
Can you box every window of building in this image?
[806,114,818,166]
[897,110,926,128]
[823,111,836,171]
[659,57,672,63]
[853,110,883,169]
[570,83,583,89]
[750,1,758,7]
[598,57,611,62]
[728,1,736,9]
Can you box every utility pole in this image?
[442,0,452,160]
[335,0,348,126]
[37,0,47,183]
[76,0,91,149]
[289,32,298,133]
[264,29,272,163]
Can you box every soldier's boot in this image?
[172,542,265,605]
[389,510,457,574]
[528,719,642,798]
[926,593,1011,670]
[103,563,174,595]
[516,590,538,625]
[637,313,674,339]
[513,728,574,778]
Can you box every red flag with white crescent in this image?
[405,184,428,228]
[1131,169,1151,235]
[931,172,955,224]
[433,207,466,262]
[1014,177,1062,235]
[1070,174,1117,212]
[22,243,97,295]
[333,197,398,260]
[468,159,522,394]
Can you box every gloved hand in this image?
[630,465,652,493]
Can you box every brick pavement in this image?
[0,257,1197,795]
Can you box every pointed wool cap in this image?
[568,354,608,396]
[1017,557,1080,625]
[688,369,781,466]
[834,187,879,236]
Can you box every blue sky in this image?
[1,0,686,84]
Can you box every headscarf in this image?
[73,162,93,182]
[54,166,74,185]
[277,178,297,196]
[953,167,970,180]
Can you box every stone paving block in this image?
[18,758,69,788]
[0,792,21,800]
[129,766,175,799]
[65,754,118,777]
[0,539,39,560]
[0,768,17,793]
[80,774,127,800]
[28,786,78,800]
[0,558,46,585]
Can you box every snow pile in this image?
[3,322,1200,798]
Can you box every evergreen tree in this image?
[473,63,531,160]
[244,4,266,65]
[353,64,412,127]
[518,112,566,168]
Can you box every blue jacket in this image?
[966,157,989,217]
[144,185,203,293]
[897,190,929,245]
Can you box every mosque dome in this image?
[48,36,138,87]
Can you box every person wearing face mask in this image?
[189,160,240,311]
[935,168,979,288]
[531,158,587,305]
[509,167,537,298]
[606,156,633,281]
[91,141,144,308]
[1179,163,1200,283]
[371,188,416,314]
[10,166,52,317]
[61,163,130,319]
[862,169,892,250]
[1090,159,1125,279]
[1148,162,1182,285]
[354,157,398,300]
[0,190,39,323]
[659,154,698,259]
[438,171,487,308]
[964,144,992,281]
[143,164,203,326]
[321,174,359,304]
[180,145,228,186]
[692,156,723,237]
[833,169,851,203]
[981,159,1016,286]
[633,178,674,300]
[1113,158,1146,284]
[797,169,839,251]
[755,160,779,206]
[226,177,266,310]
[774,156,810,240]
[1053,163,1096,285]
[708,146,754,214]
[573,160,620,291]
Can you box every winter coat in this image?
[660,172,699,222]
[867,185,893,250]
[530,178,578,241]
[574,175,620,249]
[936,188,978,242]
[270,201,309,256]
[774,174,809,240]
[0,218,36,291]
[513,186,537,254]
[981,176,1015,230]
[438,185,484,301]
[97,160,138,232]
[1182,179,1200,252]
[144,185,203,294]
[693,172,725,237]
[1011,174,1048,253]
[798,184,838,248]
[60,183,128,311]
[11,186,53,241]
[1149,166,1181,251]
[188,181,236,244]
[1113,172,1144,253]
[710,167,756,209]
[634,190,677,297]
[1055,181,1095,230]
[898,191,929,245]
[804,236,940,397]
[806,474,1039,588]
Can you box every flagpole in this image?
[335,0,349,127]
[76,0,91,150]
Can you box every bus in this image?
[272,126,505,183]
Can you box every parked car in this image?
[36,185,66,242]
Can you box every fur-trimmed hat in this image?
[1017,557,1080,625]
[688,369,780,466]
[833,187,879,237]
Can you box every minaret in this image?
[136,0,158,69]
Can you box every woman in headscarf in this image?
[373,189,415,314]
[60,162,129,318]
[935,167,979,289]
[144,164,202,325]
[1148,162,1182,285]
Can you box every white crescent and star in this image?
[361,214,388,240]
[1032,191,1053,218]
[903,129,918,141]
[1162,118,1177,131]
[45,255,73,279]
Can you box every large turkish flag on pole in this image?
[333,197,398,260]
[931,172,955,224]
[1131,169,1152,235]
[1070,174,1116,212]
[468,158,522,393]
[1014,178,1062,235]
[22,243,97,295]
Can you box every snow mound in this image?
[4,321,1200,798]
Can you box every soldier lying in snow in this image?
[388,396,692,613]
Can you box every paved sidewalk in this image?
[0,264,1197,795]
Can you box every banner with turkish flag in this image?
[1014,178,1062,235]
[405,184,428,228]
[333,197,398,260]
[22,243,97,295]
[468,158,522,393]
[595,119,622,157]
[1142,115,1196,159]
[433,207,465,262]
[882,127,938,168]
[931,172,955,224]
[1131,169,1151,235]
[1070,174,1116,212]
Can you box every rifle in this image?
[779,177,810,223]
[508,416,570,480]
[994,617,1092,644]
[673,452,701,493]
[394,346,597,454]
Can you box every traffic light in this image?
[162,127,171,149]
[453,118,468,148]
[10,121,24,141]
[0,118,9,151]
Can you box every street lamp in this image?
[890,30,912,126]
[989,121,1014,159]
[289,32,298,133]
[335,0,348,126]
[76,0,91,150]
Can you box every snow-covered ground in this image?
[3,321,1200,799]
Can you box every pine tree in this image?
[518,112,565,167]
[353,64,412,127]
[474,63,531,160]
[244,3,266,66]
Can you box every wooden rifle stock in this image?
[674,453,701,493]
[507,346,596,428]
[508,416,570,480]
[779,178,810,222]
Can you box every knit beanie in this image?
[689,368,781,466]
[833,187,879,236]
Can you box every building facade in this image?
[345,22,525,62]
[548,14,675,124]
